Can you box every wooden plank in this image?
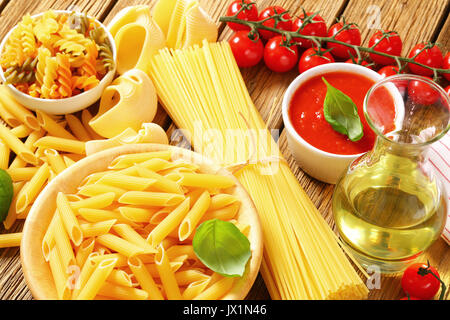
[341,0,449,56]
[436,13,450,50]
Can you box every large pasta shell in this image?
[89,69,158,138]
[182,3,218,48]
[165,0,187,48]
[151,0,178,36]
[107,5,150,38]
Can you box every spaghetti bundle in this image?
[149,40,369,299]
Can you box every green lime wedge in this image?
[0,169,13,222]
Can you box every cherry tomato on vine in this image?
[291,12,327,48]
[408,43,444,77]
[378,65,401,78]
[327,22,361,59]
[258,6,292,40]
[226,0,259,31]
[443,52,450,81]
[407,77,440,106]
[368,30,403,65]
[263,36,298,73]
[298,47,335,74]
[229,31,264,68]
[345,58,374,70]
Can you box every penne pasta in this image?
[42,212,58,261]
[178,173,235,189]
[53,213,76,270]
[178,190,210,241]
[72,253,100,299]
[77,184,127,200]
[0,123,38,165]
[96,173,157,191]
[0,100,21,127]
[97,281,148,300]
[96,233,153,258]
[15,163,50,213]
[70,192,116,211]
[200,202,241,223]
[107,269,133,287]
[182,278,211,300]
[155,244,182,300]
[209,194,239,211]
[48,247,71,300]
[44,149,67,174]
[6,167,38,182]
[0,232,22,248]
[118,206,158,223]
[108,151,172,169]
[56,192,83,246]
[81,109,104,140]
[136,165,183,194]
[76,258,118,300]
[0,140,9,170]
[112,224,156,253]
[119,191,185,207]
[75,238,96,267]
[34,136,86,154]
[10,124,33,138]
[65,114,91,142]
[0,85,40,130]
[78,208,133,225]
[128,256,164,300]
[36,110,77,140]
[193,277,235,300]
[80,219,116,238]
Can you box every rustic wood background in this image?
[0,0,449,300]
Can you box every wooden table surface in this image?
[0,0,449,300]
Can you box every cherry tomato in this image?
[408,43,444,76]
[443,52,450,81]
[229,31,264,68]
[226,0,259,31]
[327,22,361,59]
[368,30,403,65]
[378,65,401,78]
[291,12,327,48]
[258,6,292,40]
[407,77,439,106]
[298,47,335,74]
[401,263,441,300]
[263,36,298,73]
[445,85,450,97]
[345,58,373,70]
[400,296,421,300]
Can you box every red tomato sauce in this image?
[288,71,395,155]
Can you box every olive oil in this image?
[333,152,447,273]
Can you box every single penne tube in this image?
[6,167,38,182]
[78,208,133,225]
[75,238,95,267]
[128,256,164,300]
[15,163,50,213]
[0,85,40,130]
[119,191,185,207]
[0,100,21,127]
[178,173,235,189]
[0,232,22,248]
[36,110,77,140]
[182,278,211,300]
[178,191,210,241]
[44,149,67,174]
[109,151,172,169]
[10,124,33,138]
[146,198,190,247]
[174,269,210,287]
[42,212,58,261]
[77,184,127,200]
[209,194,239,211]
[112,224,156,253]
[97,281,148,300]
[0,124,38,165]
[96,233,152,257]
[0,140,9,169]
[145,260,183,278]
[200,202,241,223]
[193,277,235,300]
[155,244,182,300]
[135,165,183,194]
[75,258,118,300]
[166,245,196,262]
[34,136,86,155]
[79,170,111,186]
[90,253,128,268]
[71,253,100,299]
[48,247,71,300]
[80,219,116,238]
[53,213,76,269]
[148,206,176,225]
[81,109,104,140]
[8,129,45,169]
[70,192,116,211]
[138,158,172,172]
[107,269,133,287]
[57,192,83,246]
[118,206,158,223]
[65,114,91,142]
[96,173,157,191]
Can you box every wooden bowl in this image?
[20,144,263,300]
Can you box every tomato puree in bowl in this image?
[288,71,396,155]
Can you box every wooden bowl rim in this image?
[20,143,263,300]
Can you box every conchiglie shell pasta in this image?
[112,9,165,75]
[182,3,218,48]
[89,69,158,138]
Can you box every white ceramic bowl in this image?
[282,63,383,184]
[0,10,117,115]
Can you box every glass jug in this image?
[332,75,450,274]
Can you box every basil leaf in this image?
[0,169,13,222]
[322,77,364,142]
[193,219,251,277]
